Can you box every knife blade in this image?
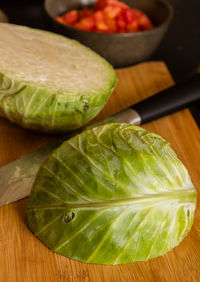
[0,74,200,206]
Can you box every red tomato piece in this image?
[94,10,117,33]
[126,20,139,32]
[93,10,105,22]
[55,16,65,24]
[74,17,95,31]
[80,8,93,18]
[94,0,106,10]
[116,15,126,30]
[63,10,79,25]
[122,9,135,24]
[113,1,129,10]
[106,18,117,32]
[132,8,144,19]
[138,14,153,30]
[118,28,126,33]
[96,21,109,32]
[104,5,121,19]
[94,0,117,10]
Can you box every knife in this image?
[0,74,200,206]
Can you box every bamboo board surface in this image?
[0,62,200,282]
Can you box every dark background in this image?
[1,0,200,125]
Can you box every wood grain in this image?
[0,62,200,282]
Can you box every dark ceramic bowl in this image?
[44,0,173,67]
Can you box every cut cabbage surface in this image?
[0,23,116,132]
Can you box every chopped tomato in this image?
[138,14,153,30]
[74,17,95,31]
[63,10,79,25]
[95,21,109,32]
[80,8,93,18]
[55,0,154,33]
[104,5,121,19]
[116,15,126,30]
[55,16,65,24]
[126,20,139,32]
[93,10,105,22]
[132,8,143,19]
[122,9,135,24]
[112,1,129,10]
[118,28,126,33]
[106,18,117,32]
[94,0,118,10]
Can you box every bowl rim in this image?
[45,0,173,37]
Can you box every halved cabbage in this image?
[27,123,197,264]
[0,23,116,132]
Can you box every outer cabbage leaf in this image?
[0,23,116,133]
[27,123,197,264]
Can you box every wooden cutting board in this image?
[0,62,200,282]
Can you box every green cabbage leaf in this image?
[27,123,197,264]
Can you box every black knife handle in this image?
[132,74,200,124]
